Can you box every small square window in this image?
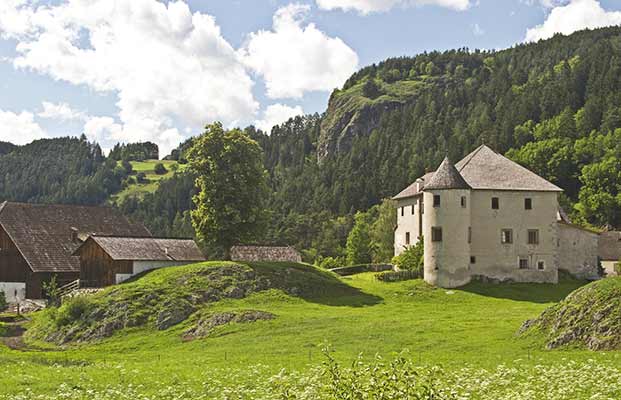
[470,256,476,264]
[528,229,540,245]
[501,229,513,244]
[461,196,467,208]
[537,260,545,270]
[405,232,411,245]
[525,198,532,210]
[519,258,529,269]
[433,195,441,207]
[491,197,500,210]
[468,227,472,244]
[431,227,443,242]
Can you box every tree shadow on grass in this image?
[459,280,588,304]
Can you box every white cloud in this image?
[241,4,359,99]
[316,0,470,14]
[525,0,621,42]
[0,109,47,145]
[38,101,87,122]
[255,104,304,133]
[0,0,259,156]
[472,23,484,36]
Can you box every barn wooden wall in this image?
[78,240,132,287]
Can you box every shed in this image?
[74,235,205,287]
[230,246,302,263]
[0,202,151,300]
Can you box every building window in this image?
[519,258,529,269]
[501,229,513,244]
[528,229,540,245]
[470,256,476,264]
[405,232,411,245]
[411,205,415,215]
[433,195,441,207]
[421,199,424,214]
[431,227,443,242]
[491,197,500,210]
[401,207,404,217]
[461,196,467,208]
[525,198,532,210]
[468,227,472,243]
[537,260,545,270]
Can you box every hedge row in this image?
[330,264,393,276]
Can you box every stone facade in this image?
[393,145,601,288]
[230,246,302,263]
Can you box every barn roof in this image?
[82,236,205,262]
[394,145,562,200]
[599,231,621,261]
[0,202,151,273]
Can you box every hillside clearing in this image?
[111,160,186,202]
[1,262,620,398]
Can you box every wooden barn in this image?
[74,236,205,287]
[0,201,151,301]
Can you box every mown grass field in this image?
[110,160,185,203]
[1,262,620,399]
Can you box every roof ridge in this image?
[456,144,487,173]
[0,201,7,215]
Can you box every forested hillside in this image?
[0,136,130,205]
[0,141,16,156]
[4,27,621,261]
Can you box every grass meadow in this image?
[1,264,620,399]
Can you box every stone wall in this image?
[558,222,600,280]
[230,246,302,263]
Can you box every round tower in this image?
[422,157,472,288]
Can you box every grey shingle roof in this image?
[424,157,471,190]
[394,145,562,199]
[85,236,205,261]
[599,231,621,261]
[455,145,562,191]
[0,202,151,272]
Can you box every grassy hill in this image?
[2,262,621,398]
[111,160,187,203]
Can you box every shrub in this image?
[136,172,148,183]
[319,257,342,270]
[376,270,421,282]
[0,291,6,311]
[392,237,424,273]
[42,276,61,307]
[121,159,133,174]
[154,163,168,175]
[55,296,94,327]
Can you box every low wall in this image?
[230,246,302,263]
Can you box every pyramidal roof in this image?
[455,145,562,192]
[394,145,562,199]
[424,157,470,190]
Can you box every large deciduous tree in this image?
[188,122,269,258]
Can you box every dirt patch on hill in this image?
[519,278,621,350]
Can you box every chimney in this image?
[70,227,79,243]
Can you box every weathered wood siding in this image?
[0,226,30,283]
[78,239,132,287]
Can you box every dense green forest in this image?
[0,141,16,156]
[2,27,621,262]
[109,142,159,161]
[0,136,130,205]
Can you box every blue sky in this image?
[1,0,620,156]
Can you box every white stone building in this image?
[393,145,599,288]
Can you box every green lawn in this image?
[1,263,620,398]
[110,160,186,203]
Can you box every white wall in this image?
[602,261,619,277]
[0,282,26,303]
[558,223,600,280]
[469,190,558,284]
[423,189,472,288]
[394,197,422,256]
